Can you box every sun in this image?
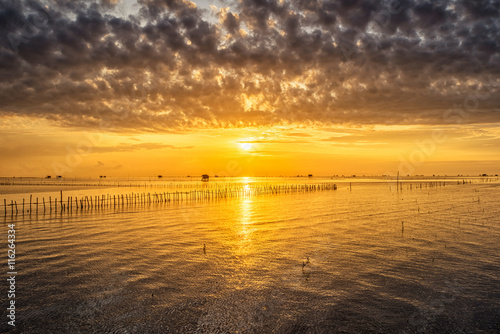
[240,142,252,150]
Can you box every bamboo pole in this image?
[397,171,399,191]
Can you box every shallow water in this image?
[1,179,499,333]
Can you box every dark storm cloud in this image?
[0,0,500,130]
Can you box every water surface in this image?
[2,178,499,333]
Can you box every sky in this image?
[0,0,500,177]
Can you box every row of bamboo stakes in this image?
[393,180,460,192]
[2,183,338,216]
[1,178,495,216]
[1,177,497,188]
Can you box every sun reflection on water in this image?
[232,195,257,278]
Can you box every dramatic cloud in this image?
[1,0,500,131]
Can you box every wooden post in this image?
[3,199,6,216]
[15,201,18,215]
[30,194,32,213]
[36,197,38,214]
[396,171,399,191]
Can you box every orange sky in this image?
[1,1,500,177]
[1,116,499,177]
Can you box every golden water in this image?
[1,178,499,333]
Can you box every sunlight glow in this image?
[240,142,252,150]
